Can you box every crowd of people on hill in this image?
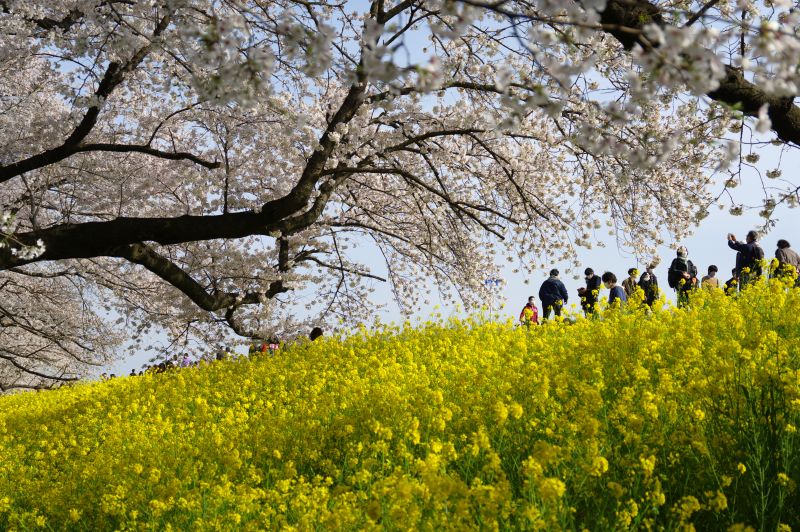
[100,326,326,380]
[97,229,800,377]
[519,230,800,326]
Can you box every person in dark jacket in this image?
[727,230,764,286]
[668,246,698,308]
[577,267,602,316]
[602,271,627,307]
[724,268,739,295]
[638,264,660,308]
[538,269,568,320]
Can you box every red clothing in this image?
[519,303,539,325]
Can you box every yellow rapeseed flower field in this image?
[2,276,800,530]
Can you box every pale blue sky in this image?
[105,6,800,375]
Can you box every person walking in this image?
[701,265,719,289]
[538,269,569,320]
[577,268,602,316]
[602,271,627,307]
[668,246,698,308]
[519,296,539,327]
[638,265,660,308]
[727,230,764,287]
[776,239,800,285]
[621,268,639,299]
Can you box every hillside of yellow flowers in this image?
[2,279,800,530]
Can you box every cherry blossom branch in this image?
[74,143,221,169]
[300,255,387,282]
[465,0,800,145]
[0,1,134,32]
[595,0,800,145]
[0,351,79,383]
[112,242,287,312]
[683,0,721,28]
[0,9,173,183]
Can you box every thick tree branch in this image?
[113,243,251,311]
[1,211,274,269]
[75,143,221,169]
[0,80,368,271]
[112,242,288,312]
[596,0,800,145]
[0,351,79,383]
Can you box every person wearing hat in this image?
[577,267,602,316]
[667,246,698,308]
[538,268,569,320]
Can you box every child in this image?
[519,296,539,326]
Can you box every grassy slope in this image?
[2,281,800,530]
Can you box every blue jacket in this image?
[609,285,627,305]
[539,277,568,308]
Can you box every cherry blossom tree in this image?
[0,0,797,389]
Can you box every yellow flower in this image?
[616,499,638,527]
[675,495,701,522]
[0,279,798,528]
[538,477,566,502]
[590,456,609,476]
[640,454,656,477]
[705,490,728,512]
[493,401,509,425]
[509,402,524,419]
[606,482,624,499]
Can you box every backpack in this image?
[668,259,695,290]
[667,259,682,289]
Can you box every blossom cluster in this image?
[0,211,44,259]
[1,278,800,529]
